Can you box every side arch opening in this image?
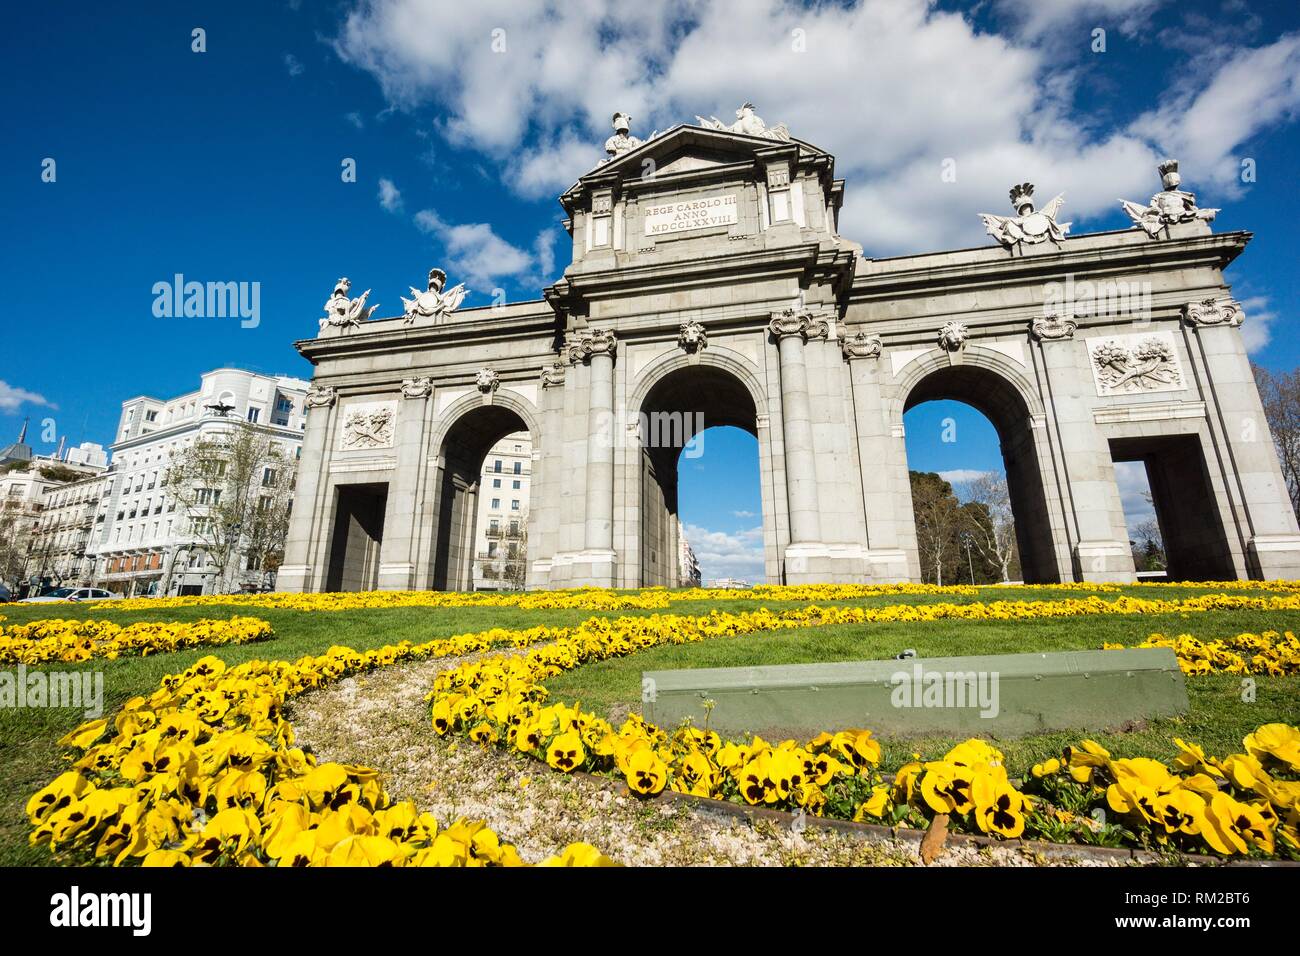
[902,364,1058,584]
[430,404,532,591]
[637,363,762,587]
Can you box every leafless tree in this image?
[502,510,528,590]
[1131,516,1166,571]
[0,500,33,588]
[1254,363,1300,518]
[162,421,295,592]
[959,472,1018,582]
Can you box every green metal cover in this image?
[643,647,1188,740]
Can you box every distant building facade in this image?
[27,470,113,585]
[472,431,531,590]
[1,423,109,589]
[87,368,309,596]
[676,517,701,587]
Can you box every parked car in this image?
[18,586,123,604]
[0,582,13,603]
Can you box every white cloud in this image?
[1113,460,1156,537]
[333,1,1300,255]
[345,111,365,129]
[0,381,53,413]
[939,469,994,486]
[1236,295,1277,353]
[377,177,403,213]
[284,53,305,77]
[1130,34,1300,194]
[682,523,765,582]
[413,208,543,292]
[533,228,557,283]
[731,509,756,519]
[994,0,1166,40]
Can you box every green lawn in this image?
[1,584,1297,866]
[542,606,1300,778]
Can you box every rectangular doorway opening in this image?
[325,482,388,592]
[1109,435,1235,581]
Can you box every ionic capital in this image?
[768,308,829,342]
[1182,297,1243,329]
[566,327,618,364]
[841,331,883,360]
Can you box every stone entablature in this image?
[279,115,1300,596]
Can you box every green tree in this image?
[909,471,963,585]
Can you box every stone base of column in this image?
[1073,541,1137,583]
[782,543,874,584]
[1247,534,1300,580]
[526,559,553,589]
[546,549,619,588]
[863,549,911,583]
[276,564,313,593]
[377,562,417,591]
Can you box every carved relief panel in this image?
[338,400,398,451]
[1085,331,1185,398]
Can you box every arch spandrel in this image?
[887,344,1047,426]
[626,345,770,423]
[427,388,544,463]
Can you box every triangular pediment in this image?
[562,124,827,205]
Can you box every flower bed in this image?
[1105,630,1300,676]
[100,579,1300,615]
[0,617,274,665]
[428,609,1300,860]
[26,622,612,866]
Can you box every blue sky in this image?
[4,0,1299,580]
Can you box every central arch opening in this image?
[902,364,1057,583]
[431,404,531,591]
[637,364,762,587]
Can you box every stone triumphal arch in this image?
[279,109,1300,591]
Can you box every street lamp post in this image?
[960,532,976,585]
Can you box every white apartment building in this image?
[1,424,109,589]
[676,516,701,587]
[88,368,310,596]
[27,470,113,585]
[472,431,531,590]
